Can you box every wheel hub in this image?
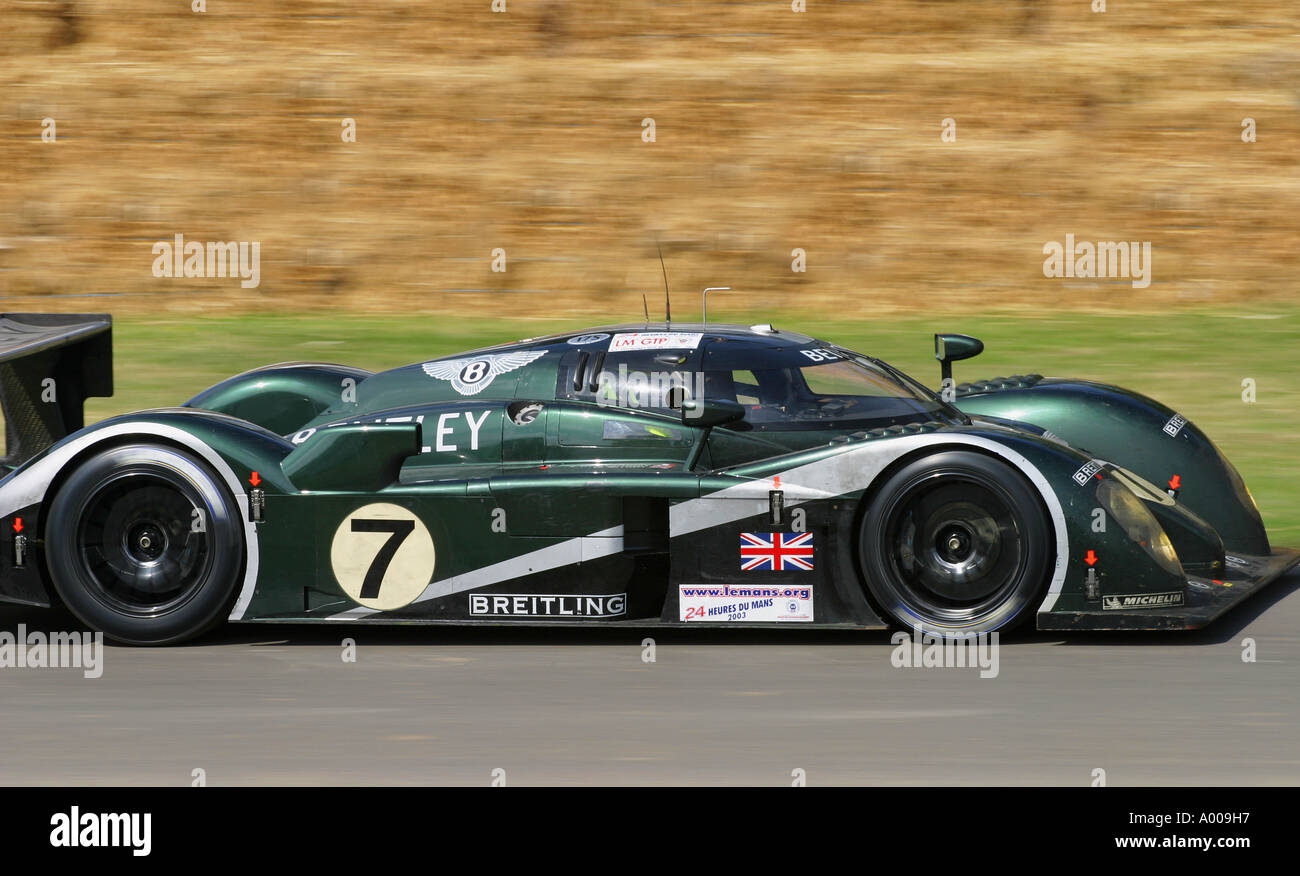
[76,476,213,615]
[886,480,1025,613]
[126,522,167,562]
[937,524,973,563]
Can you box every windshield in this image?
[701,347,954,431]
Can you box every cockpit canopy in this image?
[552,328,953,432]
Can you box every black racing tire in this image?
[859,450,1051,637]
[44,444,245,645]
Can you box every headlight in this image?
[1097,477,1182,576]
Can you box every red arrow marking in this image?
[1084,550,1098,566]
[249,471,261,487]
[12,517,22,533]
[1169,474,1181,490]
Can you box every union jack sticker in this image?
[740,532,814,571]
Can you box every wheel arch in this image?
[956,378,1270,555]
[848,436,1068,625]
[37,429,243,545]
[2,417,276,620]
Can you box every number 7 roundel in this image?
[330,503,436,610]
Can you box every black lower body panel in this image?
[1037,548,1300,631]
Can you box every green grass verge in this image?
[85,304,1300,537]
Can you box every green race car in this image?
[0,313,1293,643]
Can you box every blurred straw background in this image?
[1,0,1298,318]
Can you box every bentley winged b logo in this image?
[421,349,547,395]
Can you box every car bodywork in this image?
[0,312,1294,636]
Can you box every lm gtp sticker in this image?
[609,332,703,351]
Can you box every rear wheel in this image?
[859,450,1051,637]
[45,444,244,645]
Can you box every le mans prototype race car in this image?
[0,312,1294,644]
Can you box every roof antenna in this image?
[641,293,650,326]
[657,243,671,326]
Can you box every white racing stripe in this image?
[0,422,262,621]
[327,525,626,620]
[326,434,1070,620]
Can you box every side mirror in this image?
[680,397,746,428]
[934,333,984,387]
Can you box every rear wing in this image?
[0,313,113,468]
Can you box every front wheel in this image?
[859,450,1051,637]
[45,444,245,645]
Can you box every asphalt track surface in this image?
[1,570,1297,786]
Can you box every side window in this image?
[561,350,698,413]
[703,368,794,409]
[732,370,761,405]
